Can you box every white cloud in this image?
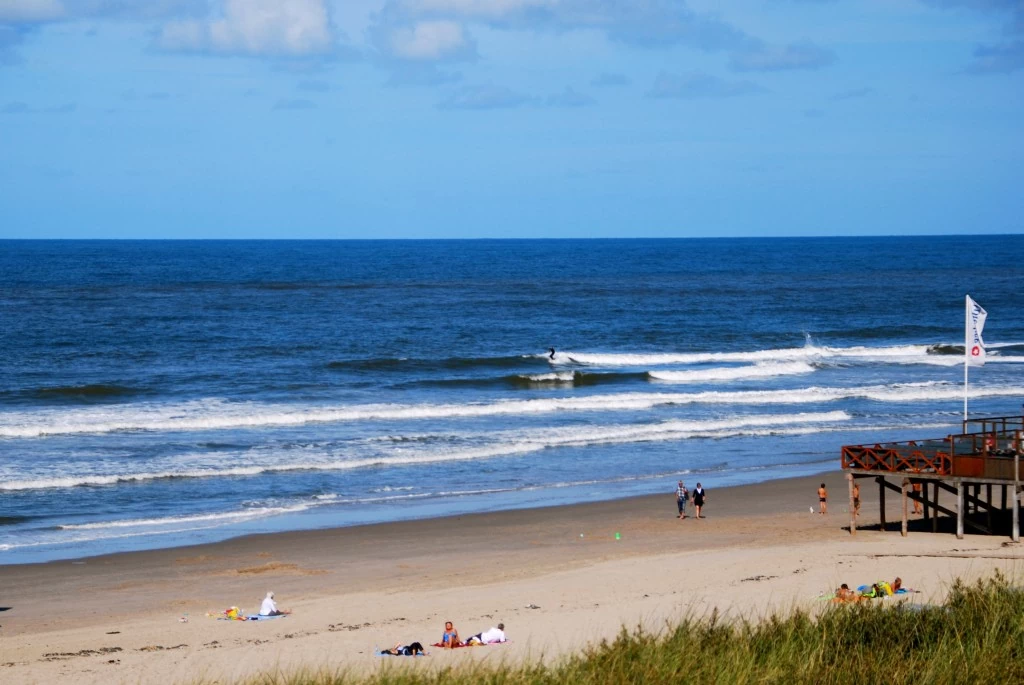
[389,19,472,60]
[158,0,333,56]
[0,0,64,22]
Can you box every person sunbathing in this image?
[466,623,506,645]
[381,641,425,656]
[441,621,461,648]
[259,591,291,616]
[833,584,859,602]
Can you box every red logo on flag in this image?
[971,346,981,357]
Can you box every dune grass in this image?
[241,572,1024,685]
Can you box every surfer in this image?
[548,347,556,360]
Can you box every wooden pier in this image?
[842,416,1023,540]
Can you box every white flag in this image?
[966,295,987,367]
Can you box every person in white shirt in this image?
[468,623,506,644]
[259,591,290,616]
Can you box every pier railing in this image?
[841,416,1023,480]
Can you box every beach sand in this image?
[2,471,1023,684]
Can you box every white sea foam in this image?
[550,343,932,366]
[58,503,316,530]
[552,343,1024,367]
[2,381,1021,439]
[520,372,576,383]
[0,411,850,491]
[648,361,815,383]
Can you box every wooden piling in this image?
[878,476,886,530]
[956,480,964,540]
[901,478,909,537]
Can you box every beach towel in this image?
[249,614,287,621]
[378,650,429,657]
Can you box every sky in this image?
[0,0,1022,239]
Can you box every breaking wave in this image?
[0,411,848,491]
[2,381,1021,439]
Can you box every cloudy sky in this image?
[1,0,1022,238]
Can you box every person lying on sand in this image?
[259,591,290,616]
[466,623,506,645]
[832,584,859,603]
[380,641,425,656]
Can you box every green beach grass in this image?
[236,573,1023,685]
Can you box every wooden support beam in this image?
[923,480,930,522]
[933,481,939,533]
[878,476,886,530]
[957,480,964,540]
[1002,484,1007,512]
[901,479,909,537]
[933,481,1001,515]
[872,477,992,533]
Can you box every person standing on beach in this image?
[818,483,828,515]
[852,481,861,518]
[676,480,689,519]
[912,482,923,515]
[693,483,706,518]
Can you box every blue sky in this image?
[1,0,1022,238]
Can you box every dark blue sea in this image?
[2,237,1023,563]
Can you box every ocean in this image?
[1,237,1023,564]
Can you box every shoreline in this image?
[3,469,1023,684]
[1,459,838,566]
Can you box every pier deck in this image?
[841,416,1023,540]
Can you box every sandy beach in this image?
[2,470,1023,684]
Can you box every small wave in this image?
[0,515,35,526]
[648,361,815,383]
[327,355,536,372]
[26,384,143,401]
[928,343,962,356]
[417,370,646,389]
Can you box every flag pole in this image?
[964,295,969,422]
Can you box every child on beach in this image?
[818,483,828,515]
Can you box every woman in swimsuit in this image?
[442,621,461,648]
